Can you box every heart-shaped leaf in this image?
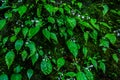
[40,59,52,75]
[17,5,27,17]
[27,69,34,80]
[5,50,15,69]
[15,39,24,51]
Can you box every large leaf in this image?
[26,41,36,58]
[57,57,65,70]
[76,72,87,80]
[11,74,22,80]
[0,74,8,80]
[42,28,50,40]
[28,21,42,39]
[105,33,116,44]
[31,53,39,65]
[66,17,76,29]
[15,39,24,51]
[5,51,15,69]
[66,40,79,58]
[40,59,52,75]
[0,19,6,30]
[17,5,27,17]
[112,54,119,63]
[27,69,34,80]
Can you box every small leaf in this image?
[66,40,78,58]
[84,69,94,80]
[90,30,98,42]
[65,72,76,77]
[82,46,88,57]
[99,61,106,74]
[66,17,76,29]
[42,28,50,40]
[2,36,9,45]
[77,2,82,9]
[15,39,24,51]
[5,50,15,69]
[44,4,54,15]
[105,33,116,44]
[10,35,17,42]
[84,31,89,43]
[21,50,28,61]
[90,18,100,30]
[4,12,12,19]
[112,54,119,63]
[37,4,42,17]
[17,5,27,17]
[40,59,52,75]
[50,32,58,43]
[0,19,6,30]
[11,74,22,80]
[80,21,93,29]
[0,73,8,80]
[14,65,23,73]
[48,16,55,24]
[99,38,109,48]
[22,27,29,38]
[100,22,111,29]
[27,69,34,80]
[57,57,65,70]
[31,53,39,65]
[76,72,87,80]
[103,4,109,16]
[14,27,21,35]
[38,50,44,56]
[91,59,97,70]
[26,41,36,58]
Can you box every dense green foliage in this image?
[0,0,120,80]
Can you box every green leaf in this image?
[50,32,58,43]
[66,40,78,58]
[42,28,50,40]
[64,5,71,14]
[21,50,28,61]
[77,2,82,9]
[65,72,76,77]
[37,4,42,17]
[82,46,88,57]
[4,12,12,19]
[10,35,17,42]
[99,38,109,48]
[22,27,29,38]
[14,27,21,35]
[38,50,44,56]
[103,4,109,16]
[66,17,76,29]
[2,36,9,45]
[5,50,15,69]
[0,73,8,80]
[40,59,52,75]
[76,72,87,80]
[27,69,34,80]
[11,74,22,80]
[105,33,116,44]
[26,41,36,58]
[91,59,97,70]
[84,31,89,43]
[90,30,98,42]
[0,19,6,30]
[31,53,39,65]
[90,19,100,30]
[99,61,106,74]
[44,4,54,15]
[15,39,24,51]
[80,21,93,29]
[84,69,94,80]
[28,21,42,39]
[57,57,65,70]
[17,5,27,17]
[14,65,23,73]
[100,22,111,29]
[48,16,55,24]
[112,54,119,63]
